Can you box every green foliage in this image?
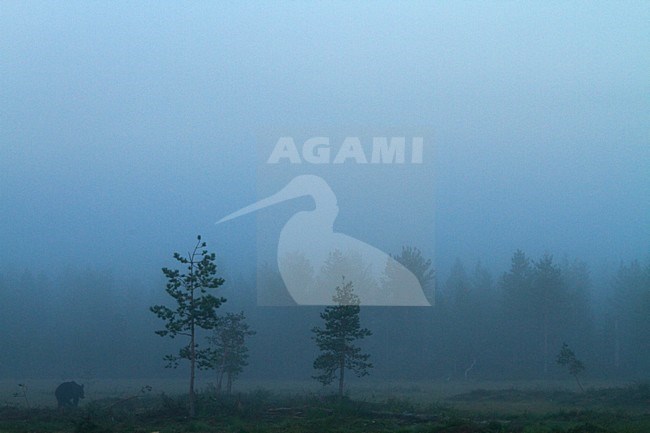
[203,311,256,394]
[557,343,586,392]
[500,251,592,377]
[3,386,650,433]
[557,343,585,376]
[73,414,111,433]
[149,235,226,417]
[150,235,226,367]
[312,278,373,396]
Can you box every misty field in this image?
[3,1,650,431]
[0,378,635,408]
[2,378,650,432]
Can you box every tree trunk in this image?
[227,372,233,395]
[574,374,585,392]
[216,347,228,394]
[189,273,196,419]
[189,320,196,418]
[216,369,224,393]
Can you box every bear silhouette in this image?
[55,381,85,408]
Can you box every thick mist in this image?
[1,2,649,387]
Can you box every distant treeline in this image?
[0,250,649,381]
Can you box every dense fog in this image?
[1,2,648,387]
[1,253,649,381]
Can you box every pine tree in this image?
[532,254,563,376]
[150,235,226,417]
[312,278,372,398]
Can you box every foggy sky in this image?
[1,1,649,281]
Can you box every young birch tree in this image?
[205,311,255,394]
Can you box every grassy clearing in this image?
[449,384,650,414]
[0,378,634,408]
[0,380,649,432]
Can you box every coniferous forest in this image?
[1,250,648,382]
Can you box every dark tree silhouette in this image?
[557,342,585,392]
[392,246,435,302]
[205,311,255,394]
[312,278,372,398]
[150,235,226,417]
[532,254,564,375]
